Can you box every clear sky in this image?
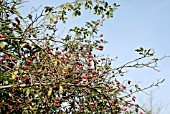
[20,0,170,113]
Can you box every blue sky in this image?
[20,0,170,113]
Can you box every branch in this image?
[0,82,56,89]
[114,55,170,73]
[0,37,64,43]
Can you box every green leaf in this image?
[140,47,144,51]
[13,8,21,17]
[50,19,53,24]
[4,80,8,85]
[60,4,65,8]
[32,106,37,111]
[23,107,29,113]
[135,49,141,52]
[26,88,30,97]
[91,89,98,94]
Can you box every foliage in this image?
[0,0,166,113]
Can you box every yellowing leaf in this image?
[135,85,139,92]
[59,65,64,70]
[72,12,76,18]
[12,71,18,79]
[48,87,53,97]
[6,50,11,55]
[9,92,12,97]
[54,59,60,66]
[59,85,63,95]
[89,102,93,105]
[0,42,4,49]
[38,68,42,73]
[20,43,27,48]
